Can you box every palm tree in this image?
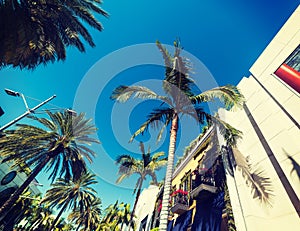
[111,40,245,230]
[68,197,102,231]
[27,202,54,231]
[0,0,108,69]
[41,171,98,231]
[0,110,99,218]
[102,200,119,224]
[98,201,133,231]
[117,202,131,231]
[115,142,167,230]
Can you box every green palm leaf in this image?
[129,107,174,143]
[0,0,108,69]
[111,85,165,102]
[41,172,98,230]
[190,85,245,110]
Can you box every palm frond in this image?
[139,142,145,155]
[190,85,245,110]
[206,115,242,147]
[110,85,164,103]
[0,0,108,69]
[182,106,206,124]
[156,40,173,78]
[129,107,174,143]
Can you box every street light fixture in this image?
[4,89,20,97]
[5,88,30,111]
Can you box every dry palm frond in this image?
[232,147,274,207]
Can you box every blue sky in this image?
[0,1,299,209]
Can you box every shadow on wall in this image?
[283,149,300,180]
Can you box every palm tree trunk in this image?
[159,114,178,231]
[127,187,142,231]
[49,199,70,231]
[0,155,50,219]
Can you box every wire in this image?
[24,95,71,113]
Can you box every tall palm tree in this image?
[0,110,99,218]
[41,171,98,231]
[115,142,167,230]
[0,0,108,69]
[68,197,102,231]
[111,40,245,230]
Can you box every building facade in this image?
[134,185,160,231]
[218,4,300,231]
[0,160,41,230]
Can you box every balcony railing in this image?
[170,190,189,215]
[170,203,189,215]
[190,183,217,201]
[190,169,218,201]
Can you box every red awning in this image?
[275,63,300,94]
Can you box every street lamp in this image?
[0,89,56,132]
[4,88,30,111]
[4,89,20,97]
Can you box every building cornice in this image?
[172,126,214,179]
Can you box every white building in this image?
[134,185,160,231]
[219,4,300,231]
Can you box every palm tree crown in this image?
[98,200,132,231]
[41,171,98,231]
[0,0,108,69]
[68,197,102,231]
[0,110,99,217]
[111,40,245,231]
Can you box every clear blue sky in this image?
[0,1,299,209]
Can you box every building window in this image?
[180,171,192,192]
[1,171,17,185]
[286,45,300,71]
[274,45,300,93]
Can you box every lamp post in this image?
[0,89,56,132]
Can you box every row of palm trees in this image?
[0,110,104,230]
[0,110,167,230]
[0,40,252,231]
[13,174,132,231]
